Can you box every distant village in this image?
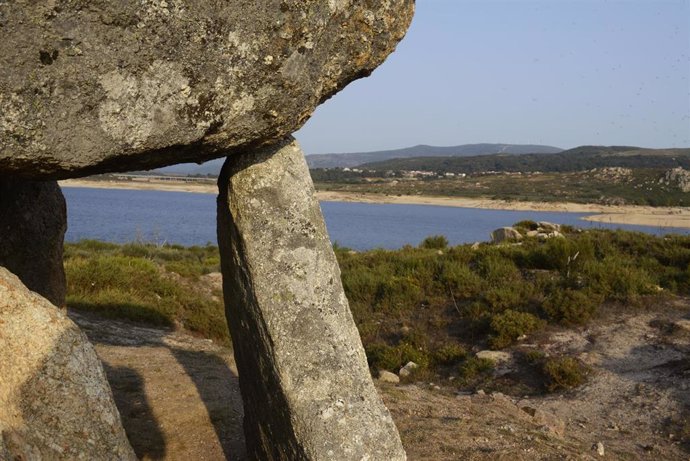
[336,167,533,179]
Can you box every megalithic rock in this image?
[0,266,136,461]
[0,178,67,307]
[217,138,406,460]
[0,1,414,179]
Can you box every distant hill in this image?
[356,146,690,174]
[155,158,226,176]
[152,143,563,175]
[304,143,563,169]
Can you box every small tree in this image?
[420,235,448,249]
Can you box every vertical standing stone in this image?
[0,178,67,307]
[217,138,406,460]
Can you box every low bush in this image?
[457,357,495,384]
[488,310,545,349]
[365,342,430,372]
[583,255,657,302]
[432,343,468,366]
[543,356,591,392]
[541,289,600,325]
[420,235,448,249]
[64,226,690,394]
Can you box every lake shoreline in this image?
[59,179,690,229]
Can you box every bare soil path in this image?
[70,311,246,461]
[70,301,690,461]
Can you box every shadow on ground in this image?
[104,364,167,460]
[71,310,246,461]
[171,348,246,460]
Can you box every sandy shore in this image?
[60,178,218,194]
[316,191,690,229]
[59,180,690,229]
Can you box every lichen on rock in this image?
[0,267,136,460]
[217,138,407,460]
[0,0,414,179]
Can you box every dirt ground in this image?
[70,300,690,461]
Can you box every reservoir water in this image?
[62,187,690,250]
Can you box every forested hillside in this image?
[356,146,690,174]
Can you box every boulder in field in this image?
[537,221,561,232]
[399,361,419,378]
[378,370,401,384]
[491,227,523,244]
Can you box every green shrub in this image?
[420,235,448,249]
[458,357,495,383]
[543,356,590,392]
[583,255,657,302]
[476,253,521,285]
[64,228,690,385]
[541,288,600,325]
[65,250,229,344]
[432,343,467,366]
[524,350,546,364]
[400,329,430,349]
[514,220,539,231]
[165,260,204,278]
[365,342,429,372]
[373,277,423,312]
[438,260,484,298]
[488,310,545,349]
[525,236,593,273]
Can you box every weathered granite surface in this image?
[0,178,67,306]
[217,138,407,460]
[0,267,136,460]
[0,0,414,178]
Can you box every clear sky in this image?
[294,0,690,154]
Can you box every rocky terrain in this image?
[663,168,690,193]
[69,299,690,460]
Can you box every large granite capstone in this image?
[0,0,414,178]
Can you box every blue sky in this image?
[294,0,690,154]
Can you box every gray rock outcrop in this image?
[662,167,690,192]
[0,0,414,178]
[0,178,67,306]
[378,370,401,384]
[0,267,136,460]
[217,138,406,460]
[537,221,560,232]
[491,227,523,243]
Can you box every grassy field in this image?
[314,168,690,206]
[65,226,690,394]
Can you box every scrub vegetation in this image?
[65,225,690,394]
[314,168,690,206]
[311,146,690,206]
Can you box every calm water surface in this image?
[62,187,690,250]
